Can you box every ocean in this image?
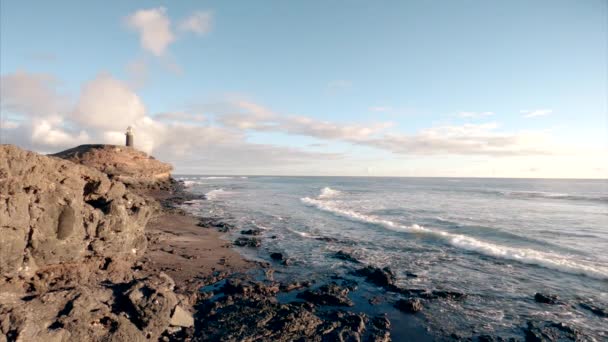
[176,176,608,340]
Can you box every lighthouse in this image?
[125,126,134,147]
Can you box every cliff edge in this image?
[52,144,173,187]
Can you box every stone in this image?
[353,266,396,287]
[233,237,261,248]
[270,252,284,261]
[534,292,559,304]
[333,250,360,263]
[170,305,194,327]
[395,298,423,313]
[297,282,354,306]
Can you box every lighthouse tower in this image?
[125,126,134,147]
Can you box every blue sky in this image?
[1,1,606,177]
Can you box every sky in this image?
[0,0,606,178]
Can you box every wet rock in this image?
[353,266,396,287]
[297,282,354,307]
[429,290,467,301]
[240,229,262,236]
[395,298,423,313]
[282,258,293,266]
[270,252,284,261]
[196,218,236,232]
[579,302,607,317]
[524,321,579,342]
[333,250,361,263]
[233,237,261,248]
[534,292,559,304]
[221,278,280,300]
[368,314,391,342]
[280,281,312,292]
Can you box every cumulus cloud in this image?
[126,7,175,56]
[0,71,69,117]
[457,111,494,118]
[521,109,552,118]
[0,71,338,170]
[178,11,213,35]
[73,73,146,130]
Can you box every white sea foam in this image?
[183,180,204,187]
[201,176,234,180]
[205,189,234,200]
[301,190,608,280]
[318,187,342,199]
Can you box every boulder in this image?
[333,250,361,263]
[353,266,396,287]
[534,292,559,305]
[395,298,423,313]
[233,237,261,248]
[170,305,194,328]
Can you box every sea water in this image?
[177,176,608,339]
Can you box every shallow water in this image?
[177,176,608,340]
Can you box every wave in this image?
[205,189,234,200]
[318,187,342,199]
[183,180,206,187]
[301,190,608,280]
[201,176,235,180]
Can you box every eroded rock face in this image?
[52,144,173,187]
[0,144,152,281]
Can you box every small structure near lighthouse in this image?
[125,126,134,147]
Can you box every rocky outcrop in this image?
[0,144,152,282]
[52,144,173,188]
[0,145,187,341]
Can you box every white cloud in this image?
[126,7,175,56]
[457,111,494,118]
[73,73,146,131]
[521,109,552,118]
[0,71,69,117]
[178,11,213,35]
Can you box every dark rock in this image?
[280,281,312,292]
[197,218,235,232]
[353,266,396,287]
[297,282,354,306]
[240,229,262,236]
[524,321,579,342]
[368,314,391,342]
[395,298,423,313]
[221,278,280,300]
[534,292,559,304]
[333,250,360,263]
[579,302,607,317]
[270,252,284,261]
[233,237,261,248]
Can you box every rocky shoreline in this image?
[1,144,602,341]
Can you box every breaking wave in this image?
[318,187,342,199]
[205,189,234,200]
[301,189,608,280]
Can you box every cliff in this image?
[52,144,173,187]
[0,145,191,341]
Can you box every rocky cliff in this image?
[52,145,173,188]
[0,145,190,341]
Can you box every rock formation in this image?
[0,145,189,341]
[52,144,172,188]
